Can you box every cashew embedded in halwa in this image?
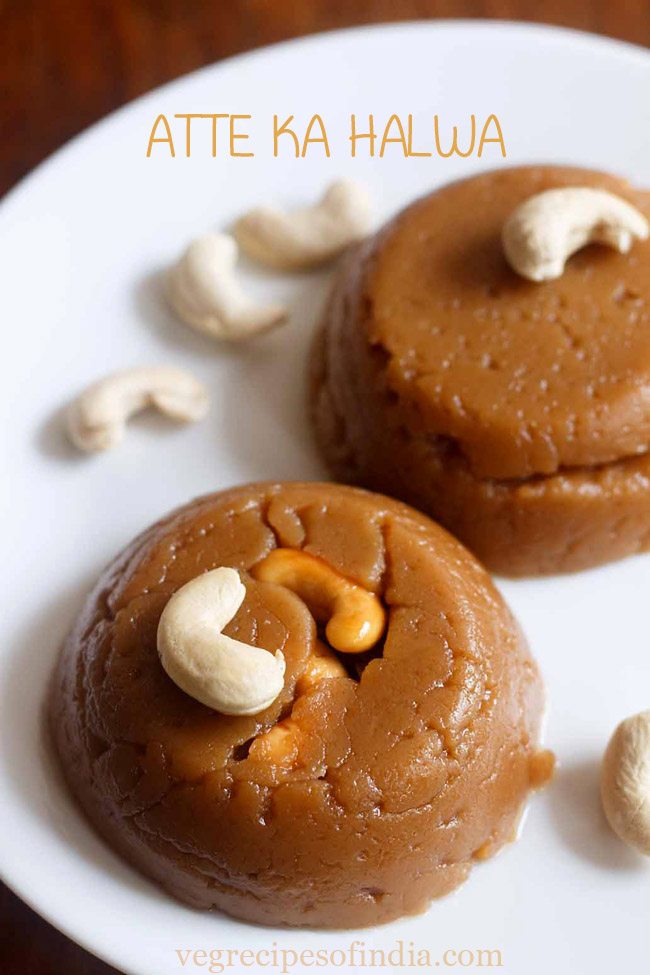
[601,709,650,856]
[157,567,286,716]
[167,233,288,340]
[502,187,649,282]
[250,639,347,766]
[67,365,209,452]
[251,548,386,652]
[234,179,373,270]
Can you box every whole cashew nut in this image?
[234,180,373,270]
[157,567,286,716]
[502,187,649,282]
[251,548,385,652]
[67,365,209,452]
[167,233,288,340]
[601,709,650,855]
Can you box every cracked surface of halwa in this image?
[52,482,543,927]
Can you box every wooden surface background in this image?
[2,1,649,972]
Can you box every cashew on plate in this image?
[156,550,387,719]
[502,186,649,282]
[234,179,373,271]
[601,709,650,856]
[67,365,209,452]
[167,233,288,341]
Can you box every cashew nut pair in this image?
[156,549,386,717]
[67,365,209,452]
[601,709,650,856]
[167,180,372,341]
[503,187,649,282]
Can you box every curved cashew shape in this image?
[502,187,649,282]
[157,567,286,716]
[167,233,288,340]
[251,548,385,653]
[601,709,650,856]
[234,179,373,270]
[67,365,209,452]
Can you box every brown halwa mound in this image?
[312,166,650,575]
[51,482,545,928]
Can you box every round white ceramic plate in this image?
[2,19,650,975]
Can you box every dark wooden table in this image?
[2,1,649,972]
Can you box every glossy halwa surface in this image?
[52,482,543,927]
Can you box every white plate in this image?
[2,20,649,975]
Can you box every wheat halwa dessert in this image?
[312,165,650,575]
[51,482,547,928]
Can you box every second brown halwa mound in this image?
[312,166,650,575]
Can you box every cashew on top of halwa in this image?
[502,186,649,282]
[157,567,287,717]
[157,550,386,728]
[250,548,385,653]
